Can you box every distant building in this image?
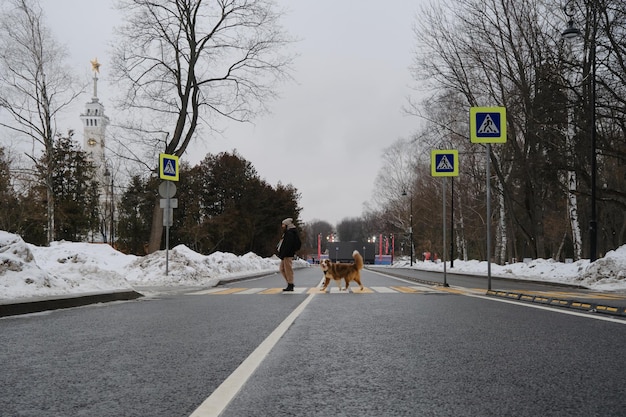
[326,241,376,264]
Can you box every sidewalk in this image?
[0,270,282,318]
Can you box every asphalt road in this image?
[1,266,625,416]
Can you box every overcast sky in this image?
[41,0,426,226]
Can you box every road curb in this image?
[0,291,144,318]
[486,290,626,317]
[0,268,291,318]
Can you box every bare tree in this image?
[111,0,295,252]
[0,0,83,244]
[410,0,579,260]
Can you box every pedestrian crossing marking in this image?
[187,288,224,295]
[368,286,399,293]
[391,286,423,293]
[259,288,283,294]
[351,287,374,294]
[437,286,467,295]
[234,288,265,294]
[188,286,626,306]
[210,288,248,295]
[188,286,437,295]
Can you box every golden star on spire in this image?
[90,58,101,73]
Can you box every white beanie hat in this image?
[282,218,294,227]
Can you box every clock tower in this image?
[80,58,110,180]
[81,59,113,243]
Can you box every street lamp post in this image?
[561,1,597,262]
[402,190,413,266]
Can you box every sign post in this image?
[431,150,459,287]
[470,107,507,290]
[159,154,180,275]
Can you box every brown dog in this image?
[319,250,364,291]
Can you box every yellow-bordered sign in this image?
[159,153,179,181]
[470,107,507,143]
[431,150,459,177]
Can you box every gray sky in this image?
[42,0,424,226]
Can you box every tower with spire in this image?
[81,58,110,182]
[81,58,112,243]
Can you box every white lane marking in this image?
[367,269,435,290]
[189,293,316,417]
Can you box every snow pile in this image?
[0,231,308,301]
[392,248,626,291]
[0,231,133,299]
[576,245,626,289]
[2,229,625,302]
[123,245,284,286]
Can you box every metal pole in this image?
[450,177,454,268]
[442,178,448,287]
[486,144,492,290]
[165,181,170,276]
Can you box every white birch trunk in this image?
[566,60,583,261]
[497,188,507,264]
[492,153,510,264]
[568,171,582,260]
[454,185,468,261]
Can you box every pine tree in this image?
[49,131,99,241]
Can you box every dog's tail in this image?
[352,250,364,270]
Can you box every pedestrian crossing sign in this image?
[431,150,459,177]
[470,106,507,143]
[159,153,179,181]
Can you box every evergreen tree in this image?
[49,132,99,241]
[116,175,158,255]
[0,147,20,233]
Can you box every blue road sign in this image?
[431,150,459,177]
[159,153,179,181]
[470,107,507,143]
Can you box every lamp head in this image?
[562,19,582,41]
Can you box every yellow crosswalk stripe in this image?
[209,288,248,295]
[351,287,374,293]
[259,288,284,294]
[391,286,422,293]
